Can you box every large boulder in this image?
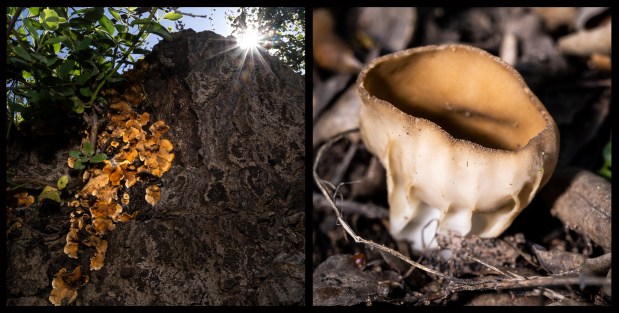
[6,29,305,306]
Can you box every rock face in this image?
[6,30,305,305]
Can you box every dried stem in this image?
[313,192,388,219]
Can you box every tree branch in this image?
[6,7,24,41]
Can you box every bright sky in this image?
[144,7,239,50]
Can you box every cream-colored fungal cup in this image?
[357,44,559,251]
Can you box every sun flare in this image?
[237,28,262,50]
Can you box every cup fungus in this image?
[358,44,559,251]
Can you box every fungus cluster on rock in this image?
[51,59,175,305]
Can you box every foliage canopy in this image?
[227,7,305,74]
[6,7,175,138]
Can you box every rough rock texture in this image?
[6,29,305,305]
[313,254,402,306]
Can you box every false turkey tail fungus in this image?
[51,58,174,305]
[49,266,89,306]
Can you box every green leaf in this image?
[109,8,122,21]
[53,42,61,54]
[74,104,84,114]
[90,153,107,163]
[598,140,611,179]
[76,66,99,85]
[43,35,68,45]
[163,11,183,21]
[114,24,128,34]
[29,7,40,17]
[146,22,171,40]
[99,15,115,36]
[599,168,611,179]
[45,55,60,67]
[56,87,75,96]
[77,35,93,51]
[68,17,92,28]
[130,18,150,26]
[81,141,94,156]
[31,53,48,64]
[25,90,40,102]
[8,100,27,113]
[40,8,61,31]
[69,150,81,158]
[79,87,93,97]
[57,175,70,190]
[83,7,104,22]
[21,70,32,80]
[38,185,62,203]
[602,141,611,165]
[93,29,116,48]
[73,159,85,170]
[59,59,75,79]
[12,45,33,62]
[8,101,25,114]
[8,57,31,70]
[118,32,139,43]
[22,18,40,41]
[75,61,100,85]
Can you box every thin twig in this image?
[447,275,610,292]
[467,255,511,277]
[90,110,98,152]
[8,176,56,188]
[330,140,358,187]
[175,10,210,18]
[313,192,388,219]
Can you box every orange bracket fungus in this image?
[52,59,174,305]
[13,191,35,207]
[145,185,161,206]
[357,44,559,251]
[49,266,89,306]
